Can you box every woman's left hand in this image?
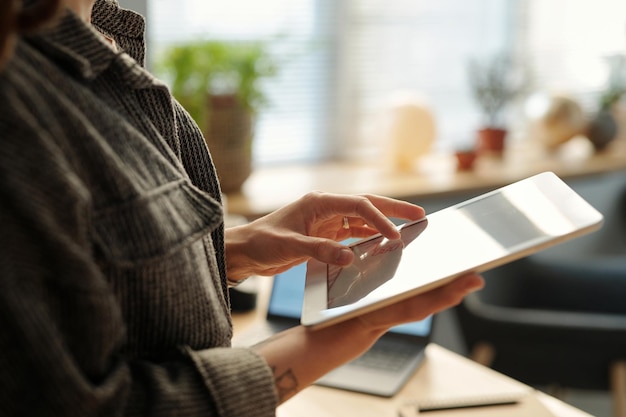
[224,192,425,281]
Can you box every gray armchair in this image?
[454,172,626,417]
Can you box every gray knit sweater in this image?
[0,1,277,416]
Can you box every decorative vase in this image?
[204,94,253,194]
[586,109,618,152]
[476,127,507,156]
[384,93,436,172]
[528,94,587,151]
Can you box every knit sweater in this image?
[0,1,277,415]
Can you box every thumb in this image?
[301,237,355,266]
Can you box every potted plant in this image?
[454,145,478,172]
[467,53,525,156]
[156,40,278,193]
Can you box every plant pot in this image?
[455,150,478,172]
[476,127,507,156]
[204,94,253,194]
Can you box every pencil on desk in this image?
[398,393,523,415]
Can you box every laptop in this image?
[232,262,433,397]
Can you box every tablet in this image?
[301,171,604,329]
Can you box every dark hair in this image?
[0,0,64,68]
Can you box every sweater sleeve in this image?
[0,84,277,417]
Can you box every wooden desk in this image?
[231,279,593,417]
[225,141,626,219]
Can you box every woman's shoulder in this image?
[0,41,63,140]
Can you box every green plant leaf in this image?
[155,39,280,131]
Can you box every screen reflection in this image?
[327,219,428,308]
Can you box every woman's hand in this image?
[255,273,484,404]
[224,192,425,281]
[355,273,484,335]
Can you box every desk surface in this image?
[231,279,593,417]
[225,140,626,219]
[275,344,591,417]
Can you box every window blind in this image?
[336,0,517,159]
[144,0,625,165]
[147,0,336,166]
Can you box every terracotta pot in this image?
[476,127,507,156]
[204,94,253,194]
[455,150,478,172]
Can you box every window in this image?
[144,0,626,166]
[521,0,626,112]
[147,0,335,165]
[335,0,517,160]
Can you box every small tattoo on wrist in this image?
[272,366,299,401]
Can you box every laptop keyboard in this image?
[348,342,420,372]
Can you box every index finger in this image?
[353,194,425,239]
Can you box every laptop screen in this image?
[268,262,432,337]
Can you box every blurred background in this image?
[122,0,625,170]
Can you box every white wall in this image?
[117,0,147,17]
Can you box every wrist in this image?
[351,315,390,341]
[308,316,389,361]
[224,224,253,281]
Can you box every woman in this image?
[0,0,484,416]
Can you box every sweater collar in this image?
[24,0,156,88]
